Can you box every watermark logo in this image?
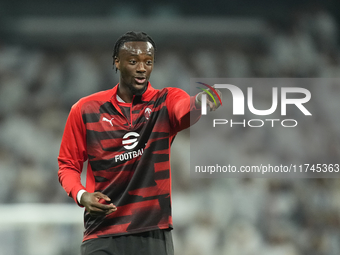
[196,82,312,128]
[199,84,311,116]
[189,78,336,179]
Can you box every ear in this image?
[114,57,120,70]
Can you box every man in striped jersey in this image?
[58,31,220,255]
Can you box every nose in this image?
[136,62,146,73]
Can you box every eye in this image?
[129,59,136,64]
[146,60,153,65]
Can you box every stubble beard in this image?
[128,83,147,96]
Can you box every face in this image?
[115,41,154,96]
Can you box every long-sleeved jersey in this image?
[58,83,200,241]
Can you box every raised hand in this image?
[196,85,222,111]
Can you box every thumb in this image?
[94,192,111,202]
[208,101,215,111]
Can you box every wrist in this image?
[77,189,87,205]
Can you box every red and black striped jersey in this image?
[58,83,201,241]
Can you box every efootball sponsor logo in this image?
[122,132,140,150]
[197,82,312,128]
[115,132,145,162]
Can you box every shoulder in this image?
[72,88,115,111]
[143,83,188,99]
[163,87,188,94]
[76,88,114,106]
[162,87,190,99]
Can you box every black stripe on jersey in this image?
[99,102,121,115]
[90,158,116,171]
[154,154,169,163]
[133,96,157,105]
[132,110,140,114]
[154,170,169,180]
[154,92,167,106]
[148,137,169,152]
[126,209,163,230]
[149,132,170,139]
[90,215,133,232]
[82,112,124,124]
[90,158,137,172]
[138,148,169,164]
[82,102,122,123]
[86,129,127,142]
[94,175,109,182]
[82,113,101,124]
[89,145,122,153]
[132,92,165,109]
[138,99,155,105]
[158,194,171,215]
[84,215,133,234]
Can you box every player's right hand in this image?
[80,191,117,217]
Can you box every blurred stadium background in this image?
[1,0,340,254]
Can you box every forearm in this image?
[167,91,201,132]
[58,158,86,206]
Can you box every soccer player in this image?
[58,31,220,255]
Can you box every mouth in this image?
[134,77,147,85]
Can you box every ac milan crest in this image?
[144,107,152,120]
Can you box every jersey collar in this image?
[110,82,157,109]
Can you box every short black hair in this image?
[112,31,156,72]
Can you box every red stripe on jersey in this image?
[99,138,122,150]
[154,161,169,172]
[83,223,130,241]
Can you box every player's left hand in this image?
[195,86,222,111]
[80,191,117,217]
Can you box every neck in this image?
[117,83,133,103]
